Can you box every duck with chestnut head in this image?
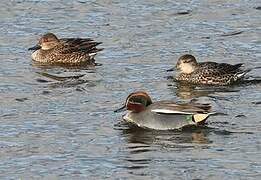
[115,91,214,130]
[169,54,251,86]
[28,32,103,65]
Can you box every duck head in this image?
[28,33,60,51]
[114,91,153,113]
[176,54,198,74]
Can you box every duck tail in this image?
[193,111,217,123]
[235,69,251,79]
[89,52,97,59]
[234,63,244,69]
[192,113,211,123]
[234,66,261,81]
[89,46,104,59]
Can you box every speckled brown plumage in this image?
[175,54,250,85]
[29,33,103,65]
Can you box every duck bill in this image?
[28,44,41,51]
[166,67,175,72]
[114,105,126,113]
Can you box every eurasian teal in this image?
[28,33,103,65]
[115,91,213,130]
[170,54,250,85]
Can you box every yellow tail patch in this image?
[193,114,209,123]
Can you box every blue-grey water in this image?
[0,0,261,179]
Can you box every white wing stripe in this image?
[151,109,192,114]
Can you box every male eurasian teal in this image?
[115,91,213,130]
[28,33,103,65]
[170,54,250,85]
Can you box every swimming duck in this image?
[28,32,103,65]
[170,54,250,85]
[115,91,213,130]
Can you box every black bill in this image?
[28,44,41,51]
[114,105,126,113]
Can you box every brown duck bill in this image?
[28,44,41,51]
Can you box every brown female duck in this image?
[171,54,251,85]
[28,32,103,65]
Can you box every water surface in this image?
[0,0,261,179]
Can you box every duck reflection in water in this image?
[35,71,97,89]
[115,124,212,173]
[117,123,212,148]
[171,81,240,99]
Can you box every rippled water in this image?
[0,0,261,179]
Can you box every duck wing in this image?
[198,62,244,75]
[150,101,213,123]
[55,38,103,54]
[150,101,211,115]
